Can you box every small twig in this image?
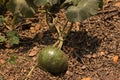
[98,8,118,14]
[55,26,61,36]
[3,23,12,30]
[24,65,36,80]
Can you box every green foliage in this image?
[0,31,19,47]
[0,0,104,75]
[0,15,5,26]
[8,54,16,64]
[33,0,103,22]
[62,0,80,6]
[0,35,5,42]
[0,16,20,47]
[64,0,103,22]
[7,31,19,46]
[9,36,19,46]
[5,0,103,22]
[6,0,37,17]
[34,0,58,7]
[0,0,103,48]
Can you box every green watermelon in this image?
[38,46,68,74]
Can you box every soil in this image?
[0,1,120,80]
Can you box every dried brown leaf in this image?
[113,55,119,63]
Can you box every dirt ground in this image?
[0,1,120,80]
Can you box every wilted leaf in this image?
[0,59,5,64]
[113,55,119,63]
[0,35,5,42]
[66,0,103,22]
[6,0,37,17]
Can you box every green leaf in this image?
[0,15,5,26]
[6,0,37,18]
[63,0,80,6]
[66,0,103,22]
[7,31,16,37]
[0,35,5,42]
[9,36,19,46]
[7,31,19,46]
[34,0,58,7]
[9,55,16,64]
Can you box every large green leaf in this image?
[66,0,103,22]
[34,0,59,7]
[6,0,37,18]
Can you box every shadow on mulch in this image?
[63,30,101,59]
[33,27,101,62]
[0,27,101,58]
[15,30,57,53]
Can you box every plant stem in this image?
[55,26,61,36]
[24,65,36,80]
[45,10,73,49]
[53,40,59,47]
[53,36,63,49]
[45,9,54,28]
[53,26,63,49]
[57,36,63,49]
[11,16,17,30]
[53,22,73,49]
[45,9,64,49]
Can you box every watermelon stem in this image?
[45,9,73,49]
